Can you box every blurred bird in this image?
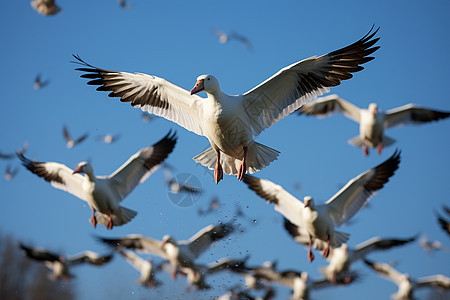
[30,0,61,16]
[116,249,161,288]
[299,94,450,155]
[19,131,177,229]
[142,112,153,123]
[363,259,450,300]
[244,150,400,262]
[436,206,450,236]
[33,73,50,90]
[74,26,379,184]
[97,133,121,144]
[118,0,132,9]
[212,29,253,51]
[197,196,220,216]
[19,242,113,281]
[419,234,446,255]
[63,125,89,149]
[5,164,19,181]
[1,141,29,160]
[162,163,202,195]
[96,221,235,280]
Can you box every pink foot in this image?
[214,151,223,184]
[308,236,315,262]
[377,143,383,154]
[323,237,330,259]
[106,213,113,230]
[363,145,369,156]
[90,210,97,228]
[237,147,248,181]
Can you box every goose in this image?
[63,125,89,149]
[19,243,113,280]
[96,221,235,279]
[97,133,121,144]
[18,131,176,229]
[31,0,61,16]
[117,249,161,288]
[299,94,450,155]
[363,259,450,300]
[243,150,400,262]
[212,29,253,51]
[74,26,379,183]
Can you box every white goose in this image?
[243,150,401,262]
[18,131,177,229]
[299,94,450,155]
[117,249,161,288]
[96,222,235,279]
[74,27,380,183]
[364,259,450,300]
[19,243,113,280]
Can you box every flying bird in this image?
[97,133,121,144]
[95,222,235,279]
[118,0,132,9]
[363,259,450,300]
[419,234,446,255]
[34,73,50,89]
[5,164,19,181]
[212,29,253,51]
[162,163,202,195]
[19,243,113,280]
[18,131,177,229]
[116,249,161,288]
[436,205,450,236]
[30,0,61,16]
[299,94,450,155]
[243,150,401,262]
[74,26,380,184]
[197,196,220,216]
[1,141,29,160]
[63,125,89,149]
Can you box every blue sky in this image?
[1,1,449,299]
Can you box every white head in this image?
[72,161,93,175]
[303,196,314,209]
[368,103,378,115]
[190,75,220,95]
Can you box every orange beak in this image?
[72,165,83,175]
[304,199,310,208]
[190,79,204,95]
[160,237,168,249]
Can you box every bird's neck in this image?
[84,172,96,182]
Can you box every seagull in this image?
[243,150,401,262]
[212,29,253,51]
[5,164,19,181]
[74,26,379,184]
[18,131,177,229]
[34,73,50,90]
[30,0,61,16]
[95,221,235,279]
[63,125,89,149]
[19,243,113,280]
[363,259,450,300]
[299,94,450,155]
[97,133,121,144]
[116,249,161,288]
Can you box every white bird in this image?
[162,163,202,195]
[63,125,89,149]
[19,243,113,280]
[97,133,121,144]
[5,164,19,181]
[116,249,161,288]
[96,221,235,279]
[18,131,177,229]
[30,0,61,16]
[212,29,253,51]
[243,150,401,262]
[363,259,450,300]
[74,26,379,184]
[299,94,450,155]
[419,234,446,255]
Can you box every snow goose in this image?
[96,221,235,279]
[18,131,177,229]
[363,259,450,300]
[31,0,61,16]
[74,26,380,183]
[19,243,113,280]
[299,94,450,155]
[243,150,401,262]
[63,125,89,149]
[116,249,161,288]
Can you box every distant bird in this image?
[19,243,113,280]
[212,29,253,51]
[0,141,29,160]
[243,150,400,262]
[33,73,50,89]
[97,133,121,144]
[142,112,153,123]
[118,0,132,9]
[197,196,220,216]
[436,206,450,236]
[18,131,176,229]
[74,26,379,184]
[419,234,446,255]
[363,259,450,300]
[116,249,161,288]
[96,221,235,279]
[299,94,450,155]
[63,125,89,149]
[5,164,19,181]
[162,164,202,195]
[30,0,61,16]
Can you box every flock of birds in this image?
[3,4,450,299]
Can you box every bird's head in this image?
[72,162,92,175]
[160,235,175,248]
[303,196,314,209]
[190,75,220,95]
[369,103,378,115]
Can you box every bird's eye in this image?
[207,78,210,80]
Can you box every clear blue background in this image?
[1,1,449,299]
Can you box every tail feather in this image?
[348,135,363,147]
[332,231,350,248]
[93,206,137,227]
[382,135,396,147]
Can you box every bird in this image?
[197,196,220,216]
[97,133,121,144]
[5,164,19,181]
[95,221,235,280]
[436,205,450,236]
[212,29,253,51]
[419,234,446,255]
[243,150,401,262]
[19,242,113,281]
[0,141,29,160]
[363,259,450,300]
[116,249,161,288]
[63,125,89,149]
[162,163,202,195]
[33,73,50,90]
[118,0,132,9]
[18,131,177,229]
[30,0,61,16]
[298,94,450,155]
[74,26,380,184]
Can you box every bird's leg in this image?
[323,234,330,258]
[106,212,113,230]
[90,209,97,228]
[172,266,179,280]
[214,151,223,184]
[237,146,248,181]
[363,144,369,156]
[308,235,315,262]
[377,142,383,154]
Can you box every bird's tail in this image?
[332,231,350,247]
[348,135,396,148]
[94,206,137,227]
[193,142,280,176]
